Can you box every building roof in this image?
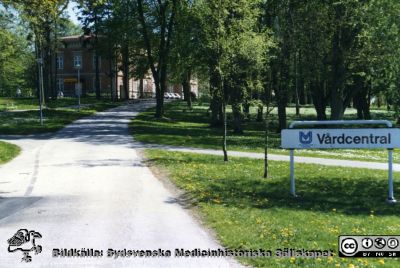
[60,35,93,42]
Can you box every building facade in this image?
[56,35,111,97]
[56,35,198,99]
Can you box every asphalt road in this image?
[0,101,241,268]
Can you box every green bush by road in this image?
[0,141,20,164]
[131,101,398,162]
[145,149,400,267]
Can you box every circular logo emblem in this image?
[361,238,373,249]
[374,238,386,249]
[341,238,358,255]
[387,238,399,249]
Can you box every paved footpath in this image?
[0,101,241,268]
[151,147,400,171]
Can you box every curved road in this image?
[0,101,241,268]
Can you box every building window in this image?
[92,54,101,70]
[56,78,64,93]
[56,55,64,70]
[73,55,82,68]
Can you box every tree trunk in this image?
[276,67,287,131]
[113,50,118,100]
[154,70,164,118]
[139,78,144,98]
[294,51,300,116]
[311,81,327,120]
[298,52,305,105]
[108,44,116,101]
[277,99,287,131]
[243,101,250,120]
[122,42,129,100]
[257,104,263,122]
[353,78,371,120]
[276,48,289,130]
[50,27,56,100]
[330,4,346,120]
[232,102,243,134]
[209,66,222,126]
[264,109,269,178]
[43,49,50,101]
[94,14,101,99]
[95,51,101,99]
[222,100,228,162]
[365,86,371,119]
[182,68,192,108]
[137,0,177,118]
[377,93,381,108]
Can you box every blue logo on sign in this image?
[299,131,313,145]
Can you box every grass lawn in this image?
[0,141,20,164]
[0,97,121,135]
[145,149,400,267]
[0,97,113,111]
[131,101,399,163]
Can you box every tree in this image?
[4,0,69,101]
[263,0,295,130]
[196,0,267,160]
[78,0,104,99]
[169,1,204,109]
[0,9,34,96]
[137,0,178,118]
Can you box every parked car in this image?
[171,93,181,99]
[164,93,174,99]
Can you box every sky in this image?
[67,1,81,26]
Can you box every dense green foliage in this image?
[0,9,35,97]
[145,150,400,267]
[2,1,82,100]
[3,0,400,123]
[132,101,399,162]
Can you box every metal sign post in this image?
[388,149,395,202]
[76,63,81,111]
[282,120,397,204]
[290,149,296,197]
[36,58,44,125]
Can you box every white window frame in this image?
[56,78,64,92]
[56,55,64,70]
[73,54,82,68]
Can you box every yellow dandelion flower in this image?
[213,198,221,204]
[378,259,385,265]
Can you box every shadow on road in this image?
[0,197,42,221]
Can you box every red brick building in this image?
[56,35,198,98]
[56,35,115,97]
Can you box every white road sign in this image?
[281,128,400,149]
